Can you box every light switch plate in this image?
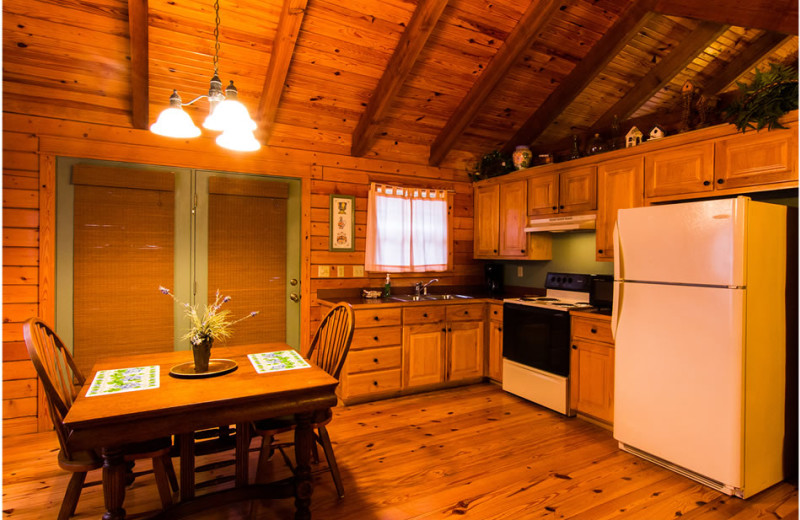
[318,265,330,277]
[517,266,524,277]
[353,265,365,277]
[337,266,345,277]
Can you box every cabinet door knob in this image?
[703,180,711,186]
[493,249,498,253]
[598,249,604,254]
[552,206,557,210]
[521,249,526,254]
[498,327,502,332]
[373,336,379,341]
[372,381,378,386]
[423,313,428,318]
[448,328,452,332]
[441,328,446,332]
[463,310,469,315]
[717,178,725,184]
[559,205,564,209]
[373,316,380,321]
[590,328,597,334]
[373,358,379,363]
[572,345,577,350]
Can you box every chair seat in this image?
[121,436,173,460]
[58,449,102,473]
[254,409,333,433]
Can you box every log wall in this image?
[1,112,479,436]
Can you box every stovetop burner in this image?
[521,296,557,301]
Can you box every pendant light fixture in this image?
[150,0,260,152]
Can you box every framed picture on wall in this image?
[329,194,355,252]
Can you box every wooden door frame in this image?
[36,138,313,431]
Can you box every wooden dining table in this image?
[63,343,339,520]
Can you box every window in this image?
[365,183,450,272]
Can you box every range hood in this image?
[524,214,596,232]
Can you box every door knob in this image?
[289,278,299,286]
[289,293,300,302]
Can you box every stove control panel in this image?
[544,272,591,292]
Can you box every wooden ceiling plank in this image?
[653,0,798,35]
[128,0,149,129]
[504,0,657,151]
[592,21,729,131]
[702,32,792,95]
[257,0,309,144]
[350,0,449,157]
[428,0,572,166]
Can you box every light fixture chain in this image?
[213,0,220,75]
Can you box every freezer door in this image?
[613,281,744,488]
[615,197,746,286]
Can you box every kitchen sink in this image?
[390,294,473,302]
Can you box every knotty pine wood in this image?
[3,384,797,519]
[3,130,40,436]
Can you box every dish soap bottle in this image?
[382,273,392,297]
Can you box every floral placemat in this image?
[86,365,160,397]
[248,350,310,374]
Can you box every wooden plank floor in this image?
[3,384,797,519]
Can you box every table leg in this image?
[101,446,126,520]
[178,433,195,501]
[235,422,251,487]
[293,412,314,520]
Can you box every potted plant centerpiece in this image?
[160,287,259,374]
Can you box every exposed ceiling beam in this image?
[591,21,728,131]
[503,0,657,153]
[128,0,149,130]
[653,0,798,35]
[256,0,308,145]
[351,0,449,157]
[428,0,572,166]
[702,32,791,95]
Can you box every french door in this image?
[56,158,301,375]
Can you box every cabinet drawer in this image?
[344,369,402,397]
[354,307,402,328]
[488,303,503,322]
[572,317,613,344]
[403,305,445,325]
[351,326,402,350]
[347,346,401,373]
[446,303,484,321]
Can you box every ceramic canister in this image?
[512,145,532,170]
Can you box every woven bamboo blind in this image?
[207,176,289,346]
[72,164,175,376]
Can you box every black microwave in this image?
[590,275,613,310]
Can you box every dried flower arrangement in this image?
[159,287,259,346]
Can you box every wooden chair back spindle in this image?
[307,303,355,379]
[23,318,86,459]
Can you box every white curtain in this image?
[365,183,448,272]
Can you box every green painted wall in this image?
[501,232,613,288]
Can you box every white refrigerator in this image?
[612,196,787,498]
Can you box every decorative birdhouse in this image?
[649,125,666,140]
[626,126,643,148]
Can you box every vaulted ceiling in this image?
[3,0,797,169]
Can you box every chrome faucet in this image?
[420,278,439,296]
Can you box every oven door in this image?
[502,302,570,377]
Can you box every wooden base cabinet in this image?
[487,303,503,382]
[403,323,446,388]
[448,320,484,382]
[570,314,614,427]
[339,307,403,402]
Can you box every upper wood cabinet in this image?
[527,165,597,216]
[596,157,644,261]
[644,142,714,199]
[474,183,500,257]
[715,126,798,190]
[474,180,551,260]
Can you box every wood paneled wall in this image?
[1,112,478,436]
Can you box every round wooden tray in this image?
[169,359,238,379]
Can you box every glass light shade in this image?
[203,98,257,132]
[216,128,261,152]
[150,107,201,138]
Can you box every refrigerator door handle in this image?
[613,218,621,280]
[611,281,622,340]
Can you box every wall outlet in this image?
[517,266,524,278]
[353,265,364,277]
[337,265,345,277]
[318,265,330,277]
